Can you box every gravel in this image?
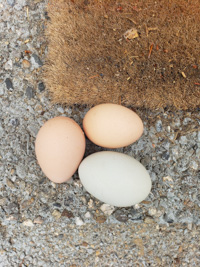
[0,0,199,266]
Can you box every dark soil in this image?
[44,0,200,110]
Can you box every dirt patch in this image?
[44,0,200,110]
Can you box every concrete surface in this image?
[0,0,199,266]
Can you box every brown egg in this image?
[83,103,143,148]
[35,117,85,183]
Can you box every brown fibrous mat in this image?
[44,0,200,110]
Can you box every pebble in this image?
[5,78,13,90]
[61,209,74,218]
[0,86,4,96]
[32,54,43,66]
[88,199,94,209]
[190,161,198,170]
[33,216,44,224]
[144,217,155,224]
[85,211,91,218]
[26,86,35,99]
[53,203,62,208]
[22,219,34,227]
[57,107,64,113]
[6,179,15,189]
[114,210,128,223]
[52,210,61,219]
[38,82,45,92]
[162,151,170,160]
[94,215,107,224]
[75,217,84,226]
[100,204,115,215]
[148,208,157,216]
[187,223,193,230]
[183,117,192,125]
[0,198,7,206]
[5,59,13,70]
[167,126,171,133]
[22,59,31,69]
[16,164,26,179]
[155,120,163,132]
[9,118,19,127]
[7,0,15,6]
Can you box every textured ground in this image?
[0,1,199,266]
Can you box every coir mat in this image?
[44,0,200,110]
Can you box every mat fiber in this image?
[44,0,200,110]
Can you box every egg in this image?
[83,103,143,148]
[35,116,85,183]
[78,151,152,207]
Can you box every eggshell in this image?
[83,103,143,148]
[35,117,85,183]
[78,151,152,207]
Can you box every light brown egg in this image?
[83,103,143,148]
[35,117,85,183]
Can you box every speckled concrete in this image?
[0,0,199,266]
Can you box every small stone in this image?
[148,208,157,216]
[26,87,35,99]
[6,179,15,189]
[52,210,61,219]
[53,203,62,208]
[187,223,192,230]
[183,117,192,125]
[74,180,82,187]
[5,59,13,70]
[32,54,43,66]
[75,217,84,226]
[134,204,141,209]
[85,212,91,218]
[100,204,115,215]
[155,120,163,132]
[88,199,94,209]
[22,219,34,227]
[114,210,128,223]
[57,107,64,113]
[81,242,88,247]
[94,215,107,224]
[61,209,74,218]
[0,197,7,206]
[163,213,174,223]
[16,164,26,179]
[144,217,155,224]
[9,118,19,127]
[6,214,19,221]
[51,182,56,188]
[5,78,13,90]
[167,126,171,133]
[7,0,15,6]
[22,59,31,69]
[38,82,45,92]
[190,161,198,170]
[33,216,44,224]
[162,151,170,160]
[0,86,4,96]
[163,176,173,182]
